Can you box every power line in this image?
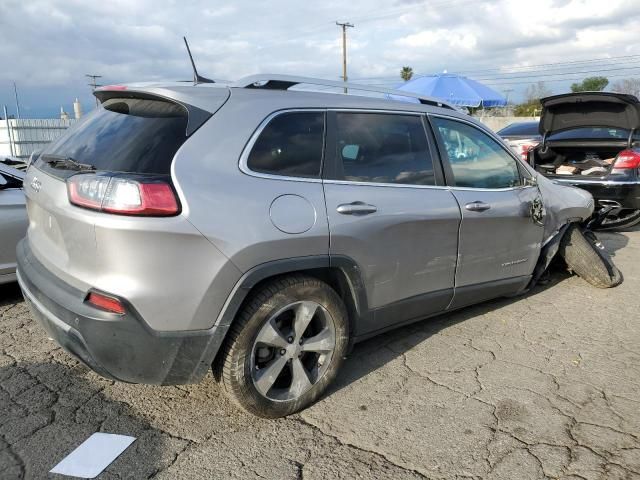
[351,54,640,82]
[481,70,640,86]
[453,54,640,75]
[473,64,640,81]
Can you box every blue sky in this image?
[1,0,639,118]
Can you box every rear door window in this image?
[431,117,522,189]
[247,111,325,178]
[333,112,436,185]
[36,97,189,178]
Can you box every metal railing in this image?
[0,118,77,159]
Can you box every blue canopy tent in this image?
[391,73,507,108]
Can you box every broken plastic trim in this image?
[526,222,571,291]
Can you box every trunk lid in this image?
[539,92,640,136]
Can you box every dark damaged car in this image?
[531,92,640,230]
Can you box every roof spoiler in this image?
[233,74,456,110]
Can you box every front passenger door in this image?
[429,116,544,308]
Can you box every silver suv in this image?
[18,75,598,417]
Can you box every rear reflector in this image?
[87,292,125,315]
[67,174,179,216]
[614,149,640,169]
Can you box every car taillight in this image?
[67,174,179,216]
[519,143,536,163]
[613,150,640,169]
[86,291,125,315]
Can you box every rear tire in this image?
[218,275,349,418]
[558,224,622,288]
[595,208,640,231]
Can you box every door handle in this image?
[337,202,378,215]
[464,201,491,212]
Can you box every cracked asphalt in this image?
[1,227,639,479]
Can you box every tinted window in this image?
[497,122,539,136]
[247,112,324,178]
[433,117,521,189]
[335,113,435,185]
[36,98,188,178]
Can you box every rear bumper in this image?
[16,239,228,385]
[553,179,640,210]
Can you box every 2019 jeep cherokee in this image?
[17,75,601,417]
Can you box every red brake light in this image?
[519,143,537,163]
[67,174,179,216]
[614,150,640,169]
[87,291,125,315]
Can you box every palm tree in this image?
[400,66,414,82]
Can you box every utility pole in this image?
[336,21,354,94]
[13,82,21,119]
[85,74,103,107]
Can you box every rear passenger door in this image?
[429,115,545,309]
[323,111,461,336]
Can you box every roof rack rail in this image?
[232,74,456,110]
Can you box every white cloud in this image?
[1,0,639,116]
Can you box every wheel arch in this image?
[211,255,369,370]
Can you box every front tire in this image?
[218,275,349,418]
[558,224,622,288]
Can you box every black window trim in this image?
[426,113,535,192]
[239,108,327,183]
[322,108,448,189]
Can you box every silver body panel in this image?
[0,163,27,284]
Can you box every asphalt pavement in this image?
[1,227,639,479]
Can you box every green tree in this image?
[400,66,414,82]
[570,76,609,92]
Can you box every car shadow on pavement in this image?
[0,360,172,480]
[597,230,630,257]
[324,268,574,399]
[0,283,23,308]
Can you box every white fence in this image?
[474,116,540,132]
[0,118,78,159]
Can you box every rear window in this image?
[36,97,188,177]
[247,111,325,178]
[497,122,539,136]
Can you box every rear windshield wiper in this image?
[41,155,96,172]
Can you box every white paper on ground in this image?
[50,432,136,479]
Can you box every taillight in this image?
[613,150,640,170]
[86,291,125,315]
[67,174,179,216]
[519,143,536,163]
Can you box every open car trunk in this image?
[531,143,625,178]
[532,92,640,178]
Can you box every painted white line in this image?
[50,433,136,479]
